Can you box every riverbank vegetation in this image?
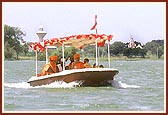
[4,24,164,61]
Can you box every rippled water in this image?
[3,60,165,112]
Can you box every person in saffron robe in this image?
[40,55,59,76]
[71,53,84,69]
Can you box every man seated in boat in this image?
[84,58,91,68]
[39,55,59,76]
[93,63,104,68]
[67,56,74,69]
[57,57,67,72]
[70,53,84,69]
[99,65,104,68]
[93,63,99,68]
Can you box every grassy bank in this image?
[84,56,164,61]
[16,55,164,61]
[18,56,35,60]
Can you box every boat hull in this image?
[27,68,119,87]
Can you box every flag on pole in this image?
[90,15,97,30]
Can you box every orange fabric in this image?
[68,62,73,69]
[50,56,58,61]
[40,62,57,76]
[74,53,80,59]
[49,62,57,73]
[37,73,42,77]
[72,61,84,69]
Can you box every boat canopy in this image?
[30,34,113,52]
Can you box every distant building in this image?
[127,35,143,49]
[128,37,136,48]
[136,44,143,49]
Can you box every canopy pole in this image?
[35,50,38,76]
[81,49,84,60]
[95,39,98,66]
[62,43,65,71]
[95,28,99,66]
[98,46,100,66]
[107,41,110,68]
[46,46,48,64]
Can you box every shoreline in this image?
[8,56,164,61]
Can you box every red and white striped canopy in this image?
[30,34,113,52]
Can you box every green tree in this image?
[4,41,16,59]
[133,48,147,58]
[22,43,29,56]
[4,24,26,59]
[38,52,46,61]
[42,46,79,61]
[110,41,125,56]
[65,47,79,59]
[123,48,147,58]
[84,45,96,57]
[123,48,132,58]
[144,40,164,58]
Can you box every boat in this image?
[27,33,119,87]
[28,68,119,87]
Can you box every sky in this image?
[3,2,166,44]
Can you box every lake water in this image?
[3,60,165,112]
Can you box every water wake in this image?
[4,80,140,89]
[111,80,140,89]
[4,81,82,89]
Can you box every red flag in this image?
[90,15,97,30]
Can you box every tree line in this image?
[4,24,29,60]
[108,40,164,59]
[4,24,164,60]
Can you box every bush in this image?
[37,52,46,61]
